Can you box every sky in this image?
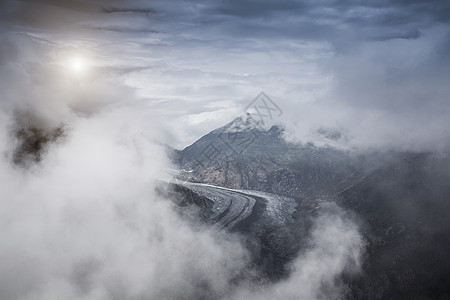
[1,0,449,150]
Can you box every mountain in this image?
[176,115,387,199]
[165,117,450,300]
[336,153,450,299]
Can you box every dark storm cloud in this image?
[101,7,156,15]
[210,0,310,18]
[183,0,450,43]
[81,24,158,33]
[2,0,447,43]
[0,0,159,33]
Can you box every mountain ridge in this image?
[164,117,450,300]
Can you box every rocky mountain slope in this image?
[165,116,450,299]
[176,115,388,199]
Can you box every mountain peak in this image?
[218,113,264,133]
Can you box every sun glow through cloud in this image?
[68,56,88,75]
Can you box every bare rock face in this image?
[13,125,65,166]
[177,116,383,200]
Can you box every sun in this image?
[68,56,88,74]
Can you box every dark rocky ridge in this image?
[12,125,65,166]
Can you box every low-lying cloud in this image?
[0,33,249,300]
[0,32,364,299]
[232,203,363,300]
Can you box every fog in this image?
[232,204,363,300]
[0,33,247,299]
[5,0,446,298]
[0,33,363,299]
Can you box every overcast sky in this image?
[1,0,449,150]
